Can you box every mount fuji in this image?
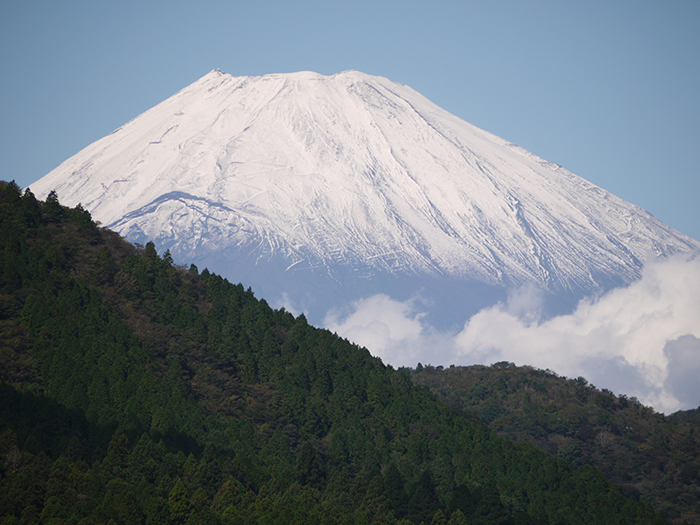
[29,69,699,329]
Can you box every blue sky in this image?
[2,0,699,240]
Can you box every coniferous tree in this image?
[406,470,441,524]
[168,477,193,525]
[296,441,325,489]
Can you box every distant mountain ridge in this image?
[29,69,700,326]
[410,362,700,523]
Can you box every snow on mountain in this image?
[29,69,700,328]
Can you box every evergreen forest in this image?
[411,364,700,523]
[0,181,676,524]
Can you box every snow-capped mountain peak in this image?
[29,69,699,326]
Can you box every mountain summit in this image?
[30,69,699,327]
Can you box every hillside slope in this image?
[411,363,700,523]
[0,181,666,524]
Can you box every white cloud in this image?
[663,335,700,409]
[324,294,437,366]
[324,255,700,414]
[273,292,303,317]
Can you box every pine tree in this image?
[406,470,441,524]
[384,462,406,515]
[297,441,325,488]
[168,477,193,525]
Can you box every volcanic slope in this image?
[30,69,700,327]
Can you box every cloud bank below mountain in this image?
[325,255,700,414]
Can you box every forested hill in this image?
[0,180,665,524]
[410,363,700,523]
